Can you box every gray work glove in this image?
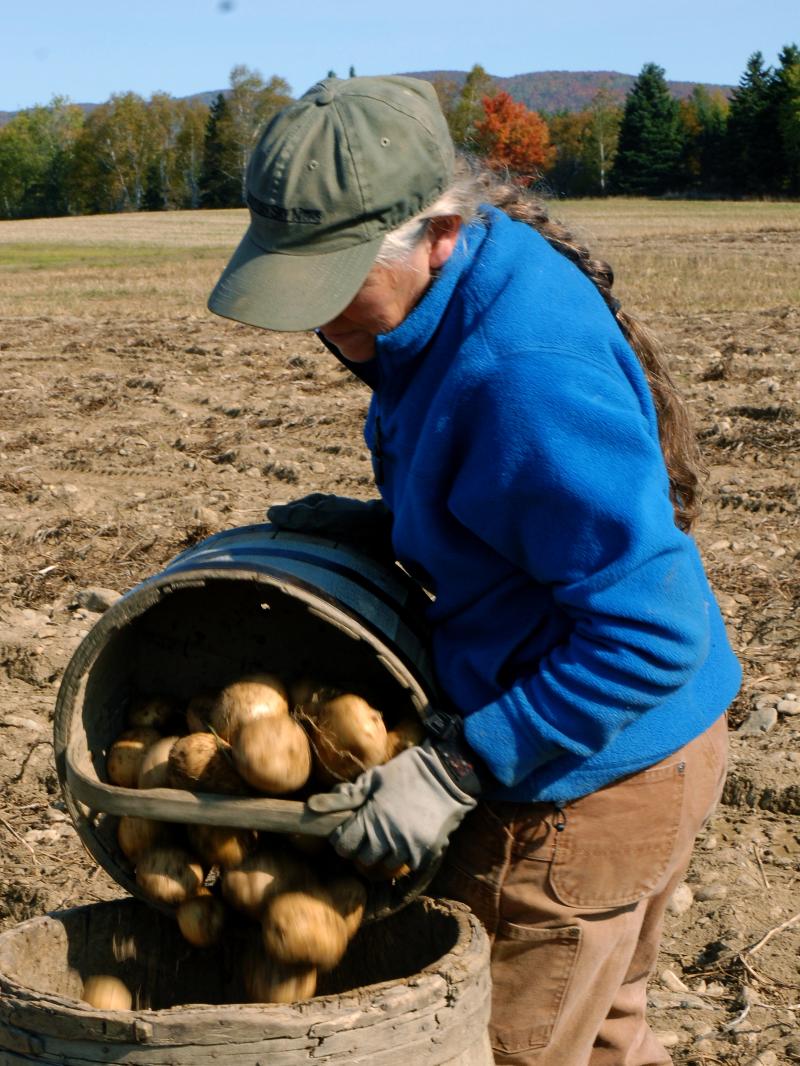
[306,741,477,871]
[267,493,394,562]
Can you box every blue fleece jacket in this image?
[361,206,741,805]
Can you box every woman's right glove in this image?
[266,493,394,561]
[306,741,476,872]
[306,712,488,871]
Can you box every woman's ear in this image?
[428,216,462,271]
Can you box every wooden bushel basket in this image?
[0,897,494,1065]
[53,524,441,920]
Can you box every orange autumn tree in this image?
[474,90,555,183]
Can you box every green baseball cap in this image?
[207,75,455,332]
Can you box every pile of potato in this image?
[96,673,424,1007]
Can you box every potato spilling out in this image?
[242,944,317,1004]
[81,974,132,1011]
[106,727,161,788]
[205,673,289,742]
[136,846,204,905]
[386,715,426,759]
[302,694,388,783]
[232,714,311,794]
[127,695,176,732]
[288,676,318,710]
[167,732,245,795]
[186,690,216,734]
[100,677,426,1008]
[355,858,413,882]
[137,735,179,789]
[177,888,226,947]
[262,887,349,970]
[186,823,256,869]
[117,814,172,863]
[287,831,329,858]
[221,850,310,921]
[327,875,368,939]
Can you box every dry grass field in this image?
[1,201,799,1064]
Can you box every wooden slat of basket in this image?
[65,741,348,835]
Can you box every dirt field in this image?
[1,201,798,1064]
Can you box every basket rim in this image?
[0,897,488,1028]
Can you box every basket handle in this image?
[65,739,349,835]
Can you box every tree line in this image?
[1,48,798,221]
[440,48,800,198]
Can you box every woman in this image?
[208,75,741,1066]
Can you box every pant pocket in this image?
[490,921,581,1055]
[549,759,686,909]
[428,858,500,935]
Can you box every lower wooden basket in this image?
[0,897,494,1066]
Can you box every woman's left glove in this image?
[266,493,393,556]
[306,741,478,872]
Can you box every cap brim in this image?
[207,227,384,332]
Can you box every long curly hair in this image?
[377,163,704,532]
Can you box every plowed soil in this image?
[1,202,798,1064]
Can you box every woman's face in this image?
[319,217,461,363]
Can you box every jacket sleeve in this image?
[446,346,711,789]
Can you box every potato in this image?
[355,858,412,882]
[167,732,246,794]
[301,694,388,783]
[106,727,161,788]
[117,814,172,863]
[288,676,319,710]
[81,974,132,1010]
[177,888,226,947]
[137,735,179,789]
[186,823,256,869]
[222,850,310,921]
[242,944,316,1004]
[287,831,329,858]
[232,714,311,794]
[262,888,349,970]
[136,846,204,905]
[186,689,217,733]
[385,715,425,759]
[205,673,289,742]
[326,876,367,939]
[127,695,176,732]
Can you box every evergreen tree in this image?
[610,63,685,195]
[774,43,800,195]
[143,160,167,211]
[725,52,779,195]
[199,93,240,208]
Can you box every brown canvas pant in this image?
[430,713,728,1066]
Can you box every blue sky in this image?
[2,0,797,111]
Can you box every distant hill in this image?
[405,69,733,113]
[0,69,733,126]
